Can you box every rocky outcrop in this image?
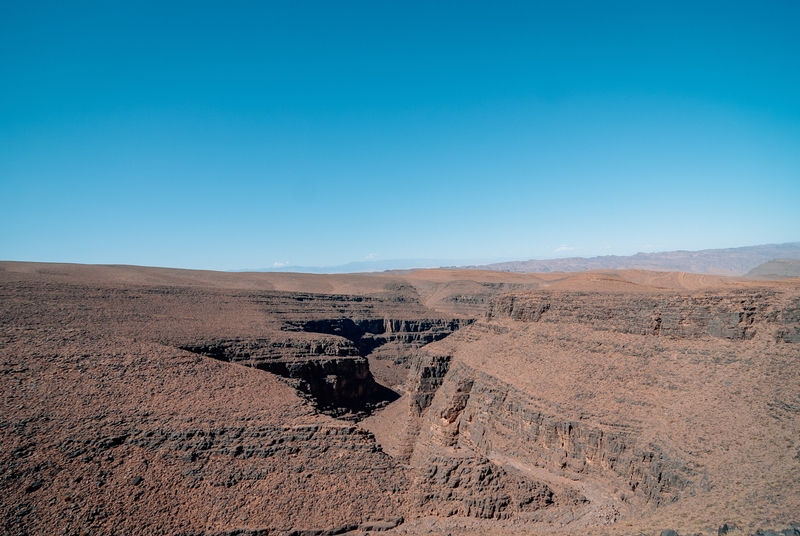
[486,289,795,341]
[179,339,387,415]
[258,357,385,413]
[180,335,360,361]
[180,317,471,416]
[370,353,587,521]
[775,297,800,342]
[389,351,687,519]
[411,455,558,519]
[360,352,453,462]
[286,317,473,357]
[59,423,391,471]
[426,361,688,505]
[407,353,452,416]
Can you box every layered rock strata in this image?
[486,289,799,342]
[365,283,800,531]
[0,332,409,535]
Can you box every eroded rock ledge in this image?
[487,289,800,341]
[178,316,471,417]
[421,358,687,505]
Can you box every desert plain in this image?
[1,261,799,536]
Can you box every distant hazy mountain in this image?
[238,258,496,274]
[236,243,800,276]
[744,259,800,279]
[474,242,800,276]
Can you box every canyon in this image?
[1,262,798,536]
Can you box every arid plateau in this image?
[1,262,799,536]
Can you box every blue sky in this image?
[2,1,799,270]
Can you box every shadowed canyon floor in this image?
[1,262,799,536]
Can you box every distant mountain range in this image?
[473,242,800,276]
[237,258,496,274]
[240,242,800,276]
[744,258,800,279]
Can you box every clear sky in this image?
[2,1,799,270]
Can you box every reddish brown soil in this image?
[1,262,798,536]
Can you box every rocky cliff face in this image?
[366,348,683,526]
[411,455,562,520]
[417,359,687,506]
[179,336,378,414]
[486,288,797,341]
[286,317,472,355]
[362,283,800,530]
[776,296,800,342]
[366,350,590,522]
[179,316,471,417]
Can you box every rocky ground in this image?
[1,262,798,535]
